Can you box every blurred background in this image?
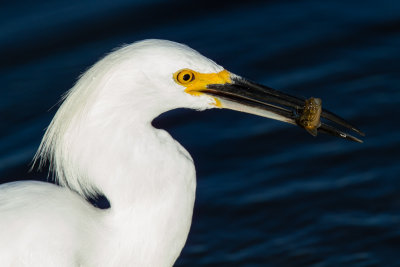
[1,0,399,266]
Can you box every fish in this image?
[297,97,322,136]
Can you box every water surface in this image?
[1,0,399,266]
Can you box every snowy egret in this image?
[0,39,363,266]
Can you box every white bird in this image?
[0,39,363,267]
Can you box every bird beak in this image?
[204,75,365,143]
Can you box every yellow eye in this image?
[175,69,195,84]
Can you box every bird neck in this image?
[54,114,196,266]
[91,122,196,266]
[94,121,196,208]
[57,107,195,206]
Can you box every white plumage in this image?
[1,40,222,266]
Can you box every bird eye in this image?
[175,69,195,84]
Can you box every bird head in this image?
[116,39,363,141]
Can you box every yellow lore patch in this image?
[173,69,231,107]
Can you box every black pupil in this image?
[182,73,191,81]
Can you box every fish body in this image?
[297,97,322,136]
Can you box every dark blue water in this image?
[1,0,399,266]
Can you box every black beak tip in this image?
[208,77,365,143]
